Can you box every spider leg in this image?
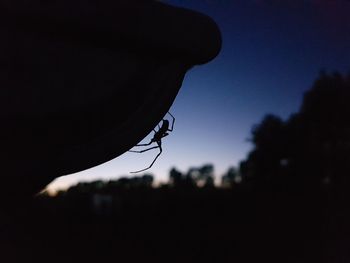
[129,145,159,153]
[167,112,175,131]
[132,140,154,147]
[130,143,163,173]
[128,126,158,152]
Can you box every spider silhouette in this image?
[129,112,175,173]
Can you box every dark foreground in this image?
[1,185,349,263]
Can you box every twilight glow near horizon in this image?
[47,0,350,192]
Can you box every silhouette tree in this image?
[240,114,287,187]
[141,174,154,188]
[290,71,350,189]
[221,167,241,188]
[169,167,196,188]
[240,72,350,190]
[185,164,215,187]
[169,167,184,187]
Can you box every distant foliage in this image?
[64,174,155,195]
[169,164,215,188]
[240,72,350,190]
[221,167,241,187]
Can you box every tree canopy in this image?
[240,72,350,190]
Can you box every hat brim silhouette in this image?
[0,0,221,195]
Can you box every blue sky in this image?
[47,0,350,193]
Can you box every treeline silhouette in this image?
[2,72,350,263]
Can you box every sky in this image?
[47,0,350,193]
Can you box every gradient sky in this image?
[47,0,350,193]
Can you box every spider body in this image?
[152,120,170,142]
[129,112,175,173]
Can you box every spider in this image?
[129,112,175,173]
